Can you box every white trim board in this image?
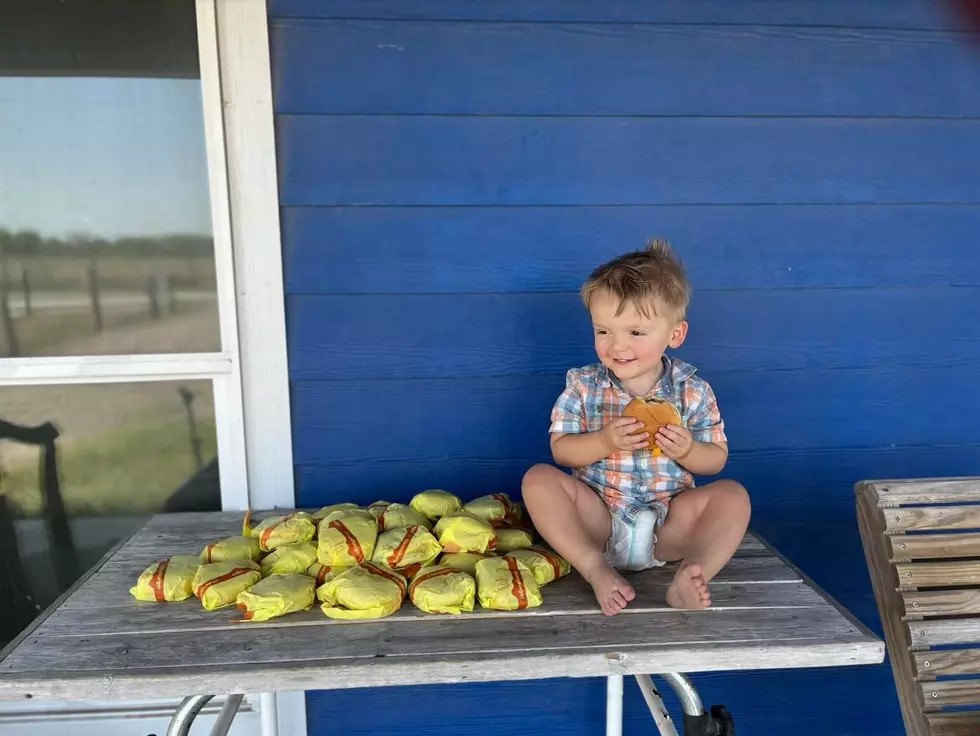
[216,0,296,515]
[212,0,304,734]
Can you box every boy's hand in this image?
[655,424,694,460]
[600,417,649,454]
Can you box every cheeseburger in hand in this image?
[621,397,682,456]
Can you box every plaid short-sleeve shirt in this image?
[549,355,727,513]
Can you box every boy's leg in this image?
[521,463,636,616]
[653,479,751,610]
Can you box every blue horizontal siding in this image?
[285,289,980,378]
[272,20,980,117]
[277,116,980,206]
[283,205,980,293]
[269,0,963,30]
[269,2,980,733]
[288,369,980,466]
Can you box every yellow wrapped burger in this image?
[235,573,316,622]
[318,562,407,620]
[409,489,462,521]
[201,535,263,564]
[317,515,378,567]
[243,510,316,552]
[493,526,535,553]
[439,552,489,576]
[373,524,442,573]
[475,556,542,611]
[367,500,392,518]
[307,561,336,587]
[130,555,201,602]
[260,541,318,576]
[376,503,432,532]
[434,511,497,554]
[463,493,520,525]
[322,508,376,525]
[192,559,262,611]
[312,503,360,522]
[408,564,476,614]
[505,546,571,587]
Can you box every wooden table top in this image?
[0,510,884,701]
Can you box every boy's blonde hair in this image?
[580,238,691,322]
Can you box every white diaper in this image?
[603,506,666,571]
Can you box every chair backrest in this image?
[857,477,980,736]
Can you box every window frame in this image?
[0,0,302,734]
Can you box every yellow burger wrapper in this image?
[260,541,319,576]
[307,561,336,588]
[505,546,571,587]
[317,515,378,567]
[439,552,489,576]
[409,489,462,521]
[376,503,432,532]
[192,559,262,611]
[463,493,520,525]
[322,508,376,524]
[312,503,360,522]
[201,535,263,564]
[130,555,201,602]
[372,524,442,574]
[493,526,535,553]
[434,511,497,554]
[367,500,392,518]
[318,562,407,620]
[408,564,476,615]
[475,556,542,611]
[235,573,316,622]
[243,510,316,552]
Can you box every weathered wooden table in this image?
[0,511,884,736]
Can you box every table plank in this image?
[0,510,884,701]
[0,637,882,702]
[43,581,824,637]
[0,605,878,700]
[66,555,800,613]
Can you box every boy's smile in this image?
[589,289,688,396]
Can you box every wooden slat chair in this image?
[857,477,980,736]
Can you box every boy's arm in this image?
[548,376,612,468]
[656,428,728,475]
[550,431,610,468]
[552,417,650,468]
[549,371,646,469]
[656,379,728,475]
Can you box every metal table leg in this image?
[606,675,624,736]
[634,673,735,736]
[211,694,245,736]
[166,695,214,736]
[635,674,681,735]
[165,694,245,736]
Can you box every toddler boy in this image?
[522,239,751,615]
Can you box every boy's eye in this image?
[630,330,646,337]
[595,329,608,335]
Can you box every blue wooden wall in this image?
[268,1,980,733]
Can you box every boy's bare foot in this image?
[666,563,711,610]
[584,561,636,616]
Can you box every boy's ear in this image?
[668,321,688,349]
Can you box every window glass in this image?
[0,380,219,647]
[0,0,219,358]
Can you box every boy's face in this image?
[589,289,688,392]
